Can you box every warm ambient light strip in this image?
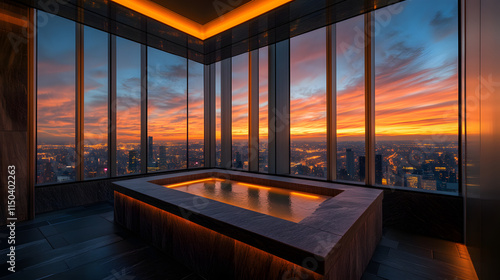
[238,182,271,190]
[291,192,320,199]
[166,178,224,188]
[202,0,292,39]
[110,0,292,40]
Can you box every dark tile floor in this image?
[0,201,478,280]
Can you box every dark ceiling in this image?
[151,0,253,25]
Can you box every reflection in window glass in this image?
[259,47,269,173]
[290,27,327,178]
[232,53,249,170]
[374,0,459,192]
[36,13,76,184]
[188,60,204,168]
[84,26,108,179]
[336,15,365,182]
[116,37,141,175]
[215,62,222,167]
[148,47,187,172]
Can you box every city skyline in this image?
[37,139,458,194]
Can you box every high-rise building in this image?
[405,174,422,189]
[375,154,382,185]
[159,146,167,169]
[148,136,154,166]
[359,156,365,182]
[358,155,382,184]
[7,0,493,277]
[128,150,138,173]
[235,151,243,169]
[346,149,354,179]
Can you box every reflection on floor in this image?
[0,202,477,280]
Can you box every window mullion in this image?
[365,12,376,186]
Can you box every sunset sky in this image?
[374,0,458,141]
[290,27,327,142]
[187,60,205,142]
[147,47,187,143]
[232,53,249,141]
[259,47,269,140]
[116,37,141,146]
[37,13,75,145]
[84,26,109,146]
[37,0,458,145]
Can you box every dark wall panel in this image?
[464,0,482,275]
[478,0,500,278]
[465,0,500,278]
[34,169,205,213]
[35,179,113,214]
[0,1,30,226]
[383,190,463,243]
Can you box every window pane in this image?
[259,47,269,173]
[116,37,141,175]
[84,26,108,179]
[148,47,187,171]
[336,15,365,182]
[188,60,204,168]
[375,0,459,192]
[232,53,249,170]
[215,62,221,167]
[36,12,76,184]
[290,27,327,178]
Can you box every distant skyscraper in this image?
[235,151,243,169]
[405,174,422,189]
[422,179,437,191]
[346,149,354,179]
[148,136,154,166]
[375,154,382,185]
[128,150,138,173]
[358,155,382,185]
[359,156,365,182]
[42,161,55,183]
[159,146,167,169]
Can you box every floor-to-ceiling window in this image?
[215,62,222,167]
[83,26,109,179]
[188,60,204,168]
[232,53,249,170]
[147,47,187,172]
[290,27,327,178]
[336,15,365,182]
[36,12,76,184]
[259,47,269,173]
[374,0,459,192]
[32,1,459,194]
[116,37,141,175]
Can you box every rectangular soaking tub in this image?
[112,169,383,280]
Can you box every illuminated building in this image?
[0,0,497,278]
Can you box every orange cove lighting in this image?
[110,0,292,40]
[165,178,225,188]
[291,192,320,199]
[237,182,271,190]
